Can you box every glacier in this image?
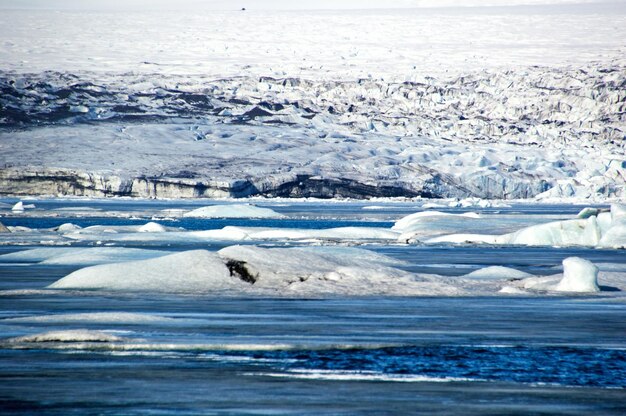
[0,5,624,201]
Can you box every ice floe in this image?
[555,257,600,293]
[47,246,460,296]
[11,201,24,212]
[4,312,181,325]
[7,329,124,343]
[183,204,285,219]
[0,247,170,266]
[462,266,532,281]
[49,250,233,292]
[423,204,626,248]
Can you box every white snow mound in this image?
[49,250,233,292]
[555,257,600,293]
[0,247,169,266]
[183,204,285,219]
[11,201,24,212]
[138,222,166,232]
[463,266,532,281]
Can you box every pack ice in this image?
[415,204,626,248]
[48,246,460,296]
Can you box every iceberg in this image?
[0,247,170,266]
[0,221,9,233]
[49,250,233,292]
[183,204,285,219]
[138,222,166,233]
[47,246,460,296]
[423,204,626,249]
[216,245,459,296]
[11,201,24,212]
[462,266,532,281]
[555,257,600,293]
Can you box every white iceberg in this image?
[216,245,459,296]
[183,204,285,218]
[49,250,234,292]
[423,204,626,249]
[11,201,24,212]
[56,223,82,233]
[463,266,532,281]
[138,222,166,233]
[47,246,459,296]
[555,257,600,293]
[392,211,480,233]
[223,226,399,242]
[518,257,601,293]
[0,247,170,266]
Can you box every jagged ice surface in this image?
[0,5,624,200]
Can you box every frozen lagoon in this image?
[0,198,625,414]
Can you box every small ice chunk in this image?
[555,257,600,293]
[8,329,123,343]
[463,266,532,281]
[138,222,166,233]
[392,211,479,232]
[576,207,600,219]
[183,204,285,218]
[11,201,24,212]
[0,221,9,233]
[498,286,528,295]
[56,223,82,233]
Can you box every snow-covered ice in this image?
[0,247,170,266]
[49,250,234,292]
[0,3,624,201]
[423,204,626,248]
[555,257,600,293]
[462,266,532,281]
[183,204,285,219]
[47,246,460,296]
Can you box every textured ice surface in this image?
[424,204,626,248]
[0,5,624,200]
[555,257,600,293]
[48,246,460,296]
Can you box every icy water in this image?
[1,199,625,415]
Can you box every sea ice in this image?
[138,222,167,232]
[555,257,600,293]
[0,247,170,266]
[47,246,460,296]
[11,201,24,212]
[422,204,626,248]
[7,329,124,343]
[462,266,532,281]
[183,204,285,218]
[48,250,233,292]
